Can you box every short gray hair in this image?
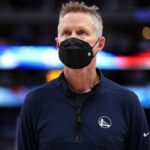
[58,1,103,37]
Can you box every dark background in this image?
[0,0,150,149]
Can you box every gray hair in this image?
[58,1,103,37]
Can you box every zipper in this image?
[75,107,82,142]
[73,91,93,142]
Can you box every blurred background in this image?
[0,0,150,149]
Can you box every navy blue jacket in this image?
[17,71,150,150]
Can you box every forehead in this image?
[59,12,95,31]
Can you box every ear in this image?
[55,37,59,49]
[97,36,105,51]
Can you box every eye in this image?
[62,30,71,36]
[78,30,87,35]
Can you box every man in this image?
[17,1,150,150]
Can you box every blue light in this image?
[0,86,149,108]
[127,86,150,108]
[0,46,117,69]
[96,52,117,69]
[135,9,150,23]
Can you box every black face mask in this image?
[59,37,98,69]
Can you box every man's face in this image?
[57,12,103,53]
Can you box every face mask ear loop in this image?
[92,37,100,57]
[92,37,100,48]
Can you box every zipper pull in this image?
[75,107,82,142]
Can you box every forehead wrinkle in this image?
[58,12,96,34]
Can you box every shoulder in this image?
[29,75,61,95]
[101,76,145,122]
[24,76,62,107]
[103,76,135,94]
[102,76,139,105]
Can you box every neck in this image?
[64,68,99,93]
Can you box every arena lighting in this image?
[0,46,63,69]
[142,26,150,40]
[128,86,150,108]
[0,86,150,108]
[135,9,150,23]
[46,70,62,81]
[0,87,27,107]
[0,46,150,70]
